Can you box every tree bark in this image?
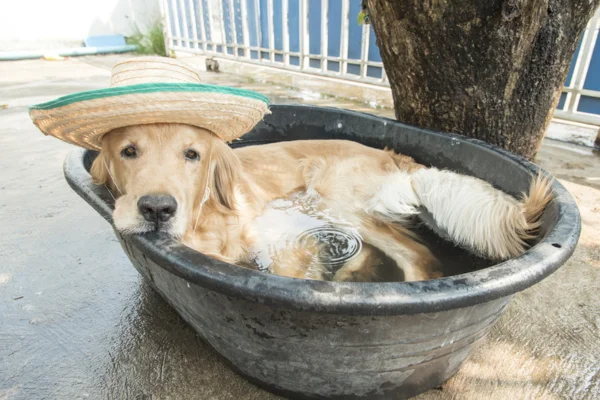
[368,0,599,159]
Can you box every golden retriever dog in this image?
[91,123,552,282]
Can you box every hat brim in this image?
[29,83,270,150]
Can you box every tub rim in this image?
[63,104,581,316]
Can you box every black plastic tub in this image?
[64,105,580,399]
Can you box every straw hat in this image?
[29,57,270,150]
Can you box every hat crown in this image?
[110,56,202,87]
[30,56,270,150]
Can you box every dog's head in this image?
[90,123,240,237]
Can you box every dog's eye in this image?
[121,145,137,159]
[185,149,200,161]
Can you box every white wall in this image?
[0,0,160,50]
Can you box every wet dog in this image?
[91,123,552,282]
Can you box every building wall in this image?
[0,0,160,50]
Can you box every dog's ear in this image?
[209,141,241,213]
[90,151,109,186]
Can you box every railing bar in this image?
[300,0,308,69]
[204,0,215,52]
[196,0,208,51]
[268,0,275,62]
[254,0,262,58]
[282,0,290,65]
[228,0,238,54]
[171,0,183,46]
[321,0,328,72]
[577,25,599,91]
[187,0,200,49]
[554,110,600,126]
[159,0,174,53]
[340,0,350,75]
[360,24,370,78]
[218,0,228,55]
[177,0,190,47]
[561,88,600,98]
[241,0,251,58]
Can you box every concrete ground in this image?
[1,55,599,400]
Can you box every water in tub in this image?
[247,191,494,282]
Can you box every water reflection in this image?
[249,191,494,281]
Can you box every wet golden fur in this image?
[91,123,552,282]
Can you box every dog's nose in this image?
[137,195,178,223]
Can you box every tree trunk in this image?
[368,0,599,159]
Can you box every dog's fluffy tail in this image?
[410,169,553,260]
[522,175,554,234]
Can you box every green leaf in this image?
[357,10,365,25]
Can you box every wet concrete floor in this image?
[1,55,600,399]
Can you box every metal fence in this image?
[555,8,600,125]
[162,0,600,125]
